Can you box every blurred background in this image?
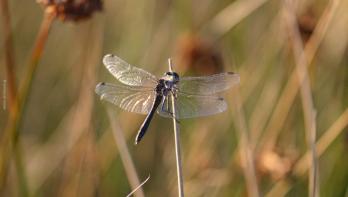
[1,0,348,196]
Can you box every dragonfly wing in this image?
[95,82,156,114]
[103,54,158,87]
[157,92,227,119]
[178,72,240,95]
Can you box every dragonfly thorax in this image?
[156,76,177,97]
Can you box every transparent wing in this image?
[178,72,240,95]
[157,92,227,119]
[103,54,158,87]
[95,82,156,114]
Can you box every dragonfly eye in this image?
[172,72,179,79]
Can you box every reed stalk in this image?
[168,58,185,197]
[0,8,56,193]
[282,0,319,196]
[107,109,145,197]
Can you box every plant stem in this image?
[0,8,56,191]
[265,107,348,197]
[232,93,260,197]
[260,0,340,151]
[14,143,29,197]
[282,1,319,196]
[168,58,184,197]
[107,109,145,197]
[0,0,18,115]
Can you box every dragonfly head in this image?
[163,71,179,83]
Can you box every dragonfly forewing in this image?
[103,54,158,87]
[95,82,156,114]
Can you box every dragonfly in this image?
[95,54,240,144]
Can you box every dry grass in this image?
[1,0,348,196]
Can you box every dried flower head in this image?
[37,0,103,22]
[175,33,223,75]
[256,150,297,181]
[297,9,317,43]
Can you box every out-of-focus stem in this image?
[282,0,319,196]
[266,107,348,197]
[0,8,56,191]
[203,0,269,38]
[232,92,260,197]
[0,0,18,116]
[107,109,145,197]
[265,1,340,196]
[260,0,340,151]
[168,58,185,197]
[308,111,318,197]
[19,10,56,105]
[14,143,29,197]
[0,0,18,192]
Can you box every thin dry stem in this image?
[294,107,348,177]
[19,10,56,104]
[26,19,102,194]
[309,111,319,197]
[249,75,281,149]
[0,0,20,191]
[0,9,56,191]
[58,128,96,197]
[282,0,319,196]
[266,107,348,197]
[204,0,269,37]
[264,1,341,196]
[265,180,291,197]
[232,91,260,197]
[260,0,340,151]
[107,109,144,197]
[238,10,285,101]
[169,58,185,197]
[27,98,92,193]
[0,0,18,116]
[127,175,150,197]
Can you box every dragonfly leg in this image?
[166,96,170,112]
[171,89,178,99]
[167,96,180,124]
[160,97,166,112]
[157,95,181,124]
[160,97,172,115]
[159,97,180,123]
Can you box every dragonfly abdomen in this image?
[135,94,163,144]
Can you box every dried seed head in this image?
[37,0,103,22]
[256,150,298,181]
[175,33,223,75]
[297,9,317,43]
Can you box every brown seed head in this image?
[297,9,317,43]
[175,33,223,75]
[37,0,103,22]
[256,149,298,181]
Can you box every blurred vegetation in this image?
[1,0,348,196]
